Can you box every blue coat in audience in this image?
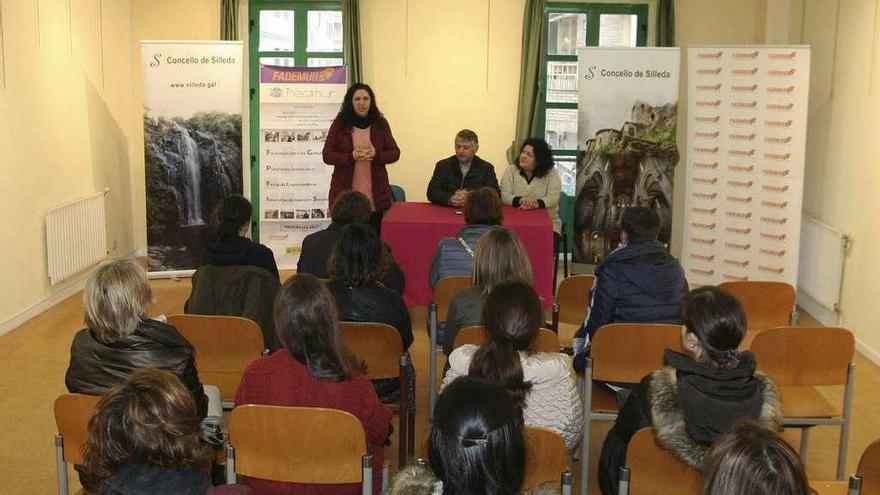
[573,240,687,372]
[428,224,492,288]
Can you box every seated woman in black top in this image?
[202,195,278,280]
[598,286,783,495]
[326,222,413,402]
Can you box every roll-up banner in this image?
[141,41,243,274]
[574,47,681,264]
[257,66,346,269]
[682,46,810,287]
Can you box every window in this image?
[537,3,648,238]
[247,1,344,237]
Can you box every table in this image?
[381,202,554,308]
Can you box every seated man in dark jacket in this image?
[573,206,688,372]
[426,129,500,207]
[297,190,405,292]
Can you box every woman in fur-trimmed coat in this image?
[598,287,783,495]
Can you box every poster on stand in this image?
[258,66,346,269]
[682,46,810,287]
[574,47,681,264]
[141,41,243,273]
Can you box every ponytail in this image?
[469,339,531,408]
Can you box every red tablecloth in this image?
[381,202,554,308]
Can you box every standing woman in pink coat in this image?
[322,83,400,231]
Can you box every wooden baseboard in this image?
[0,272,89,338]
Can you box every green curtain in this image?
[342,0,362,83]
[656,0,675,47]
[221,0,240,41]
[506,0,546,165]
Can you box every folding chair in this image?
[523,426,571,493]
[340,321,414,468]
[453,325,561,353]
[227,405,375,494]
[580,323,684,495]
[750,326,855,479]
[718,281,796,348]
[549,275,595,349]
[617,427,701,495]
[53,393,100,495]
[428,275,472,417]
[167,314,265,409]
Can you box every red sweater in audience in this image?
[235,350,392,495]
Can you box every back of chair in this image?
[453,325,560,353]
[54,394,101,465]
[718,281,795,331]
[167,314,265,401]
[339,321,403,379]
[859,439,880,494]
[626,428,702,495]
[434,276,472,321]
[522,427,569,491]
[591,323,684,383]
[750,327,854,386]
[556,275,595,325]
[229,405,367,483]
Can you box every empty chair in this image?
[453,324,561,353]
[750,326,856,479]
[340,321,414,467]
[167,314,265,408]
[619,427,701,495]
[859,438,880,494]
[427,274,472,416]
[718,280,796,333]
[550,274,595,349]
[227,405,374,494]
[522,426,571,492]
[54,393,100,495]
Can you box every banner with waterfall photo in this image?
[141,41,243,273]
[574,47,680,264]
[681,46,810,288]
[257,66,346,269]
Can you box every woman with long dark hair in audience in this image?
[322,83,400,229]
[442,226,532,355]
[597,286,783,495]
[327,222,413,401]
[235,273,392,495]
[80,368,247,494]
[66,258,209,418]
[499,138,562,236]
[701,420,815,495]
[442,282,582,450]
[201,194,278,279]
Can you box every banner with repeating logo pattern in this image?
[682,46,810,287]
[257,66,346,269]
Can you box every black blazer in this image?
[426,155,499,205]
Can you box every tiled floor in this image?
[0,272,877,493]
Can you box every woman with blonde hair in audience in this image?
[701,420,814,495]
[80,368,249,494]
[442,281,582,450]
[597,286,783,495]
[235,273,392,495]
[442,226,532,355]
[66,258,209,418]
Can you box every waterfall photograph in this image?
[143,110,242,270]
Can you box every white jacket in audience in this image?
[442,345,583,449]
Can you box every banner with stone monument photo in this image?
[574,47,680,264]
[141,41,243,273]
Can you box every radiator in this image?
[46,189,109,285]
[797,215,849,312]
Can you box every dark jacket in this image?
[426,155,499,205]
[297,222,406,293]
[185,264,281,351]
[428,224,493,287]
[573,241,687,371]
[99,463,253,495]
[66,319,208,418]
[201,236,279,280]
[597,350,782,495]
[326,281,413,351]
[323,117,401,212]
